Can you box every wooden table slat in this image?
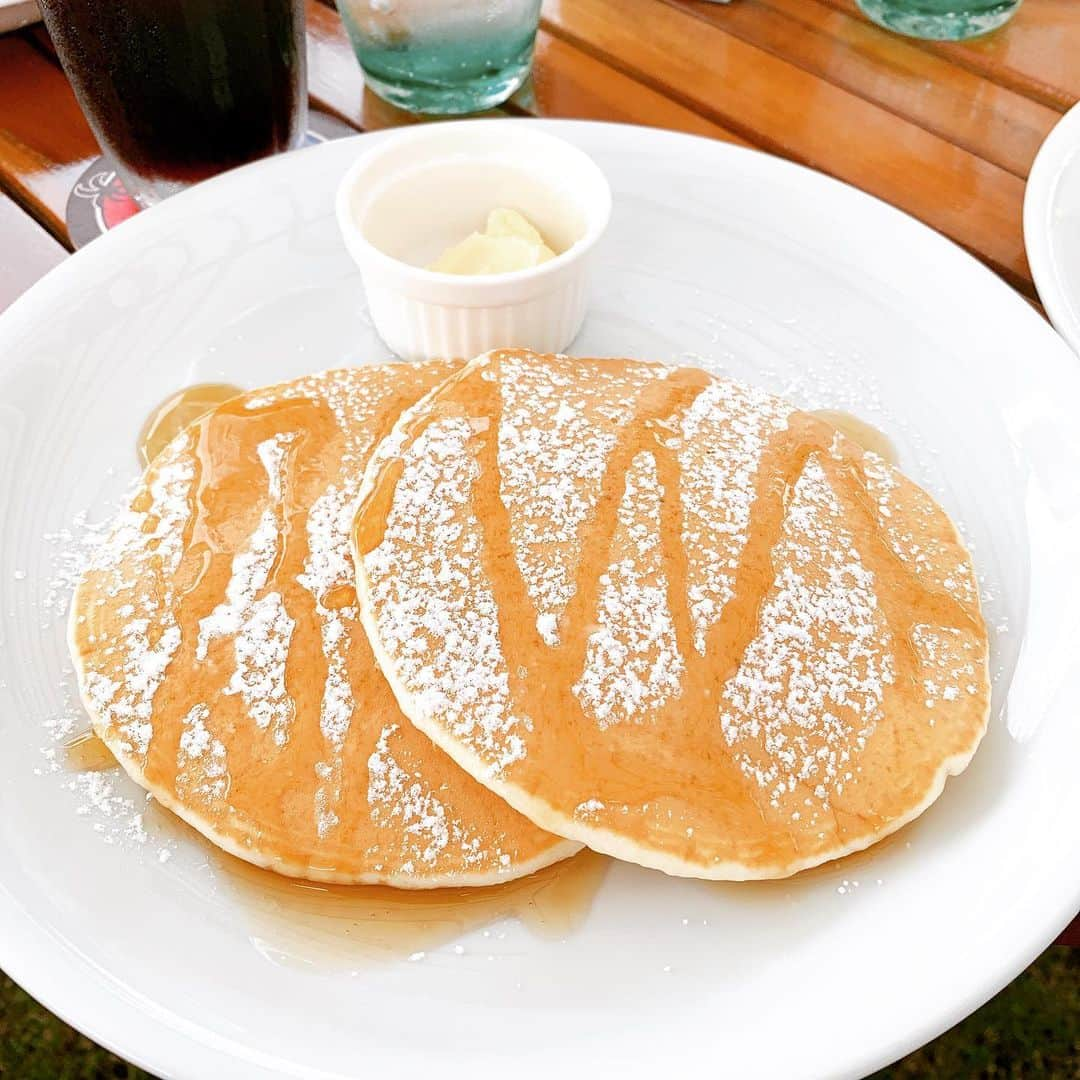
[822,0,1080,111]
[0,36,99,247]
[542,0,1032,294]
[525,29,753,146]
[667,0,1059,179]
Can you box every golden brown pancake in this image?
[70,364,577,885]
[353,349,991,880]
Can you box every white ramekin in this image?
[335,121,612,361]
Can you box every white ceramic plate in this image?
[1,121,1078,1080]
[1025,100,1080,356]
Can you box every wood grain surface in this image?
[0,0,1075,942]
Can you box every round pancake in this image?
[353,349,991,880]
[70,364,578,886]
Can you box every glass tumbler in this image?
[856,0,1022,40]
[39,0,308,206]
[337,0,542,115]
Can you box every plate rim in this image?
[1,119,1078,1080]
[1025,99,1080,356]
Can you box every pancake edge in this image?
[352,358,993,881]
[65,367,581,889]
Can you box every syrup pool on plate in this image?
[811,409,897,464]
[61,729,609,965]
[217,847,609,968]
[74,366,611,962]
[63,729,118,772]
[136,382,244,465]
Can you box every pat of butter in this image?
[428,208,557,275]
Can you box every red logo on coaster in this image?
[69,169,141,243]
[65,113,356,249]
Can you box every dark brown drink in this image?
[40,0,307,203]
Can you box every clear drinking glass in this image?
[39,0,308,206]
[856,0,1022,40]
[337,0,542,115]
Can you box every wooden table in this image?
[0,0,1077,944]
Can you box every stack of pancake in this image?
[71,349,990,887]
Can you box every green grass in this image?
[872,947,1079,1079]
[0,971,152,1080]
[2,949,1076,1078]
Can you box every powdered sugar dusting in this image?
[62,364,565,880]
[196,434,292,659]
[176,703,230,805]
[292,372,393,837]
[679,376,791,653]
[367,725,505,871]
[35,512,176,861]
[862,451,978,608]
[198,432,297,746]
[364,352,990,874]
[82,455,196,760]
[912,624,982,720]
[224,593,295,746]
[719,455,895,820]
[301,483,360,838]
[300,487,359,744]
[68,771,148,845]
[258,435,287,500]
[364,414,526,773]
[495,353,662,646]
[574,451,684,727]
[43,510,117,622]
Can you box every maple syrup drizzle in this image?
[61,746,607,965]
[142,393,331,793]
[130,801,607,967]
[795,823,906,882]
[63,729,118,772]
[811,409,898,465]
[353,359,984,863]
[75,371,574,909]
[558,369,713,680]
[61,364,975,953]
[216,848,609,967]
[66,710,606,967]
[136,382,244,466]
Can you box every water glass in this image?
[337,0,542,115]
[856,0,1022,40]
